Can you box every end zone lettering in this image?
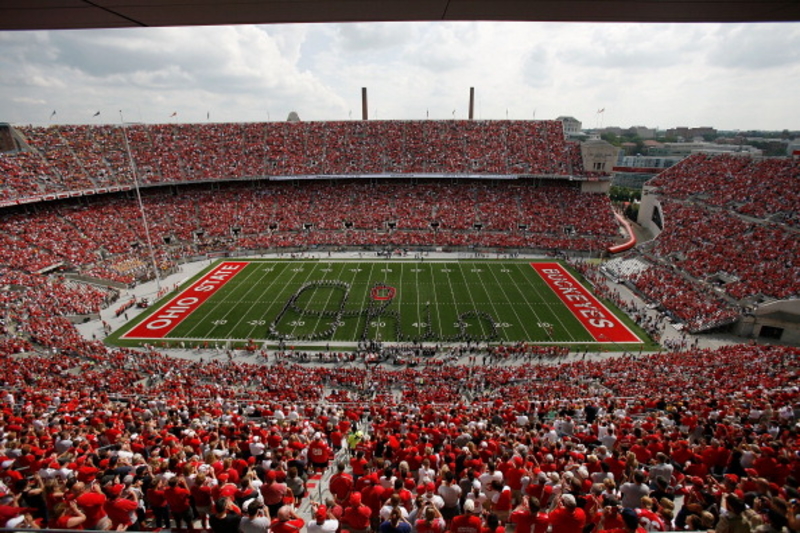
[122,261,248,340]
[531,262,642,344]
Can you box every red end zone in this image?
[531,262,642,344]
[122,261,249,340]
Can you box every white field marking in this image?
[181,261,282,340]
[458,262,506,339]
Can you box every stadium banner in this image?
[269,173,518,181]
[531,263,642,344]
[122,261,249,340]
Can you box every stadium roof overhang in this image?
[3,0,800,31]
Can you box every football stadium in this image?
[1,5,800,533]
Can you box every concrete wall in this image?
[637,186,663,238]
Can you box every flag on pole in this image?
[206,111,210,120]
[93,111,100,117]
[50,110,57,118]
[597,108,605,114]
[170,111,177,117]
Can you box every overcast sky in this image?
[1,21,799,131]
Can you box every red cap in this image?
[315,506,328,520]
[220,484,238,498]
[265,471,276,482]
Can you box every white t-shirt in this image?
[308,519,339,533]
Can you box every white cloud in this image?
[0,21,798,130]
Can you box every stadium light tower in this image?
[119,110,162,292]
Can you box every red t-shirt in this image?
[450,514,483,533]
[164,485,191,513]
[494,487,512,512]
[416,518,446,533]
[104,497,138,528]
[343,504,372,530]
[329,473,354,502]
[309,441,330,464]
[75,490,107,527]
[509,509,549,533]
[271,517,305,533]
[548,507,586,533]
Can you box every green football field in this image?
[111,259,649,348]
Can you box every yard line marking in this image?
[456,262,503,340]
[429,261,445,339]
[484,263,532,340]
[182,261,291,341]
[206,262,291,340]
[307,262,345,337]
[286,262,329,339]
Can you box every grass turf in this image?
[108,259,652,350]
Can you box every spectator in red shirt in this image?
[450,499,483,533]
[103,483,139,530]
[416,503,446,533]
[260,470,288,520]
[270,505,305,533]
[329,462,354,506]
[50,500,87,530]
[73,481,111,530]
[508,496,549,533]
[548,494,586,533]
[146,476,170,529]
[598,507,647,533]
[342,492,372,533]
[309,433,332,472]
[191,472,214,529]
[164,476,194,531]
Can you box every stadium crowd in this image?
[644,201,799,302]
[0,338,799,533]
[1,123,799,533]
[647,154,799,228]
[0,181,619,286]
[643,153,799,303]
[2,121,577,201]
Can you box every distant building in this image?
[612,154,683,188]
[647,141,761,157]
[629,126,656,139]
[287,111,301,122]
[789,139,800,157]
[665,126,717,141]
[580,139,619,174]
[557,116,582,136]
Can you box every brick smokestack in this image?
[362,87,368,120]
[469,87,475,120]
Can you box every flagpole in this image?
[119,110,162,292]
